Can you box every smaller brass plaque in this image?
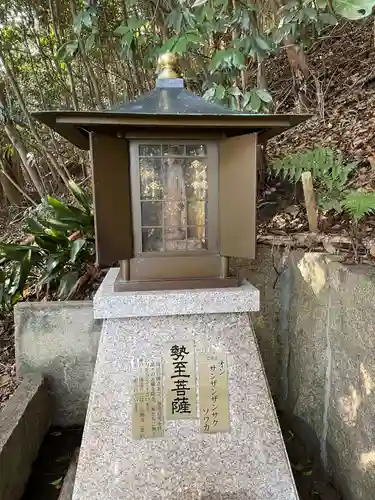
[132,358,164,440]
[164,340,197,420]
[198,354,230,434]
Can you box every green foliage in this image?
[0,181,95,312]
[332,0,374,19]
[342,191,375,222]
[271,147,358,213]
[275,0,338,47]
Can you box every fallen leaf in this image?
[50,431,62,437]
[303,469,313,476]
[50,477,63,489]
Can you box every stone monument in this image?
[34,53,308,499]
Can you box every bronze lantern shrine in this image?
[33,53,307,291]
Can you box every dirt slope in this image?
[267,18,375,175]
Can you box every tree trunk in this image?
[4,123,44,198]
[0,156,33,206]
[284,37,310,111]
[0,170,23,205]
[0,47,71,185]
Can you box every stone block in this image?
[0,373,52,500]
[15,301,102,426]
[73,272,298,500]
[286,253,375,500]
[94,268,260,319]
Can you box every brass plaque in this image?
[198,354,230,434]
[132,358,164,440]
[164,341,197,420]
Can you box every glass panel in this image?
[186,144,207,156]
[164,200,186,226]
[142,228,163,252]
[139,144,161,156]
[184,158,208,199]
[138,143,210,253]
[165,227,187,251]
[140,158,163,200]
[141,201,162,227]
[187,201,206,227]
[162,144,185,156]
[187,226,207,250]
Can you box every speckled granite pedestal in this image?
[72,269,298,500]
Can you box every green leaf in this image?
[232,50,245,68]
[242,91,251,109]
[11,291,22,306]
[44,219,73,232]
[304,7,318,20]
[114,24,130,35]
[0,243,38,261]
[274,24,292,44]
[70,239,86,263]
[256,88,273,103]
[343,190,375,222]
[192,0,208,6]
[283,10,297,23]
[319,12,338,24]
[214,85,226,101]
[85,34,96,51]
[255,36,272,52]
[56,40,78,62]
[332,0,374,19]
[18,249,32,293]
[68,181,92,213]
[47,196,75,218]
[24,217,46,235]
[250,92,261,112]
[51,477,63,490]
[58,271,80,299]
[228,86,242,96]
[34,235,59,253]
[203,87,216,100]
[210,49,231,72]
[46,254,67,274]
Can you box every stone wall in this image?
[240,247,375,500]
[15,301,102,426]
[286,253,375,500]
[0,373,52,500]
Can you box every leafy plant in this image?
[332,0,374,20]
[271,147,358,212]
[274,0,338,48]
[0,180,95,312]
[342,190,375,223]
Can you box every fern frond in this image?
[343,190,375,222]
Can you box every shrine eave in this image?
[32,110,311,151]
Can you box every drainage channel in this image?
[22,426,83,500]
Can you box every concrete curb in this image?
[0,373,53,500]
[15,300,102,426]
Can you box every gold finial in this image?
[157,52,179,79]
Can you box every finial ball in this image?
[157,52,179,79]
[158,52,178,68]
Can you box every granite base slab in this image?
[93,268,260,319]
[72,310,298,500]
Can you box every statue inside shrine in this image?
[139,143,208,252]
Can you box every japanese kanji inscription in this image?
[198,354,230,434]
[164,341,197,420]
[132,358,164,439]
